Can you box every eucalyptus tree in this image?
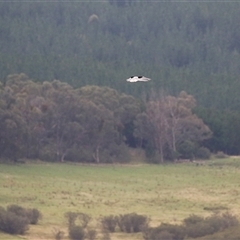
[134,91,212,161]
[0,76,29,160]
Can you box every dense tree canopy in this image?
[0,74,218,162]
[0,2,240,110]
[134,91,212,162]
[0,2,240,158]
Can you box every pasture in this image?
[0,158,240,239]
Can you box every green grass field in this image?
[0,158,240,239]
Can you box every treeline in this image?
[0,2,240,110]
[0,73,215,163]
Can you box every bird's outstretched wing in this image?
[126,76,151,82]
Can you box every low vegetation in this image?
[0,158,240,239]
[0,204,41,235]
[143,212,239,240]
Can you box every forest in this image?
[0,1,240,161]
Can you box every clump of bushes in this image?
[184,212,239,238]
[143,223,185,240]
[7,204,42,224]
[65,212,97,240]
[118,213,149,233]
[101,213,149,233]
[215,151,228,159]
[195,147,211,159]
[142,212,239,240]
[0,204,42,235]
[101,215,118,232]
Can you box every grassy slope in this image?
[0,158,240,239]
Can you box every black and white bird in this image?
[126,76,151,82]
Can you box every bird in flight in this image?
[126,76,151,82]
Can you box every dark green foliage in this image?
[65,212,91,229]
[28,208,42,224]
[0,76,139,163]
[215,151,228,159]
[0,71,238,162]
[69,225,85,240]
[195,107,240,155]
[1,2,240,111]
[143,212,239,240]
[177,140,196,160]
[195,147,211,160]
[184,212,239,238]
[198,226,240,240]
[7,204,42,225]
[87,229,97,240]
[65,212,94,240]
[143,223,185,240]
[118,213,149,233]
[0,206,29,234]
[183,214,204,226]
[1,1,240,161]
[101,215,118,232]
[53,228,65,240]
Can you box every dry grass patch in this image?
[0,159,240,239]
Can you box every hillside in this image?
[0,1,240,110]
[1,1,240,156]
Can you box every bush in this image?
[143,223,185,240]
[65,212,94,240]
[206,212,239,231]
[195,147,211,159]
[0,207,29,234]
[177,140,197,160]
[101,215,118,232]
[184,212,239,238]
[215,151,228,159]
[143,229,174,240]
[69,225,85,240]
[7,204,42,224]
[28,208,42,224]
[143,212,239,240]
[65,212,91,228]
[87,229,97,240]
[53,228,65,240]
[7,204,27,218]
[118,213,149,233]
[184,214,204,226]
[65,147,94,163]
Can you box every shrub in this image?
[7,204,27,218]
[215,151,228,159]
[184,214,204,226]
[0,207,29,234]
[65,212,91,228]
[143,223,185,240]
[69,225,85,240]
[186,221,215,238]
[53,228,65,240]
[87,229,97,240]
[65,212,93,240]
[65,212,79,227]
[118,213,149,233]
[195,147,211,159]
[28,208,42,224]
[177,140,196,160]
[184,212,239,238]
[7,204,42,224]
[206,212,239,231]
[143,229,174,240]
[101,215,118,232]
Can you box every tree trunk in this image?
[93,145,100,163]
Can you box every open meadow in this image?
[1,157,240,239]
